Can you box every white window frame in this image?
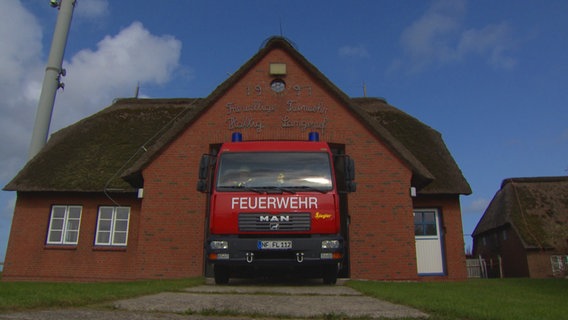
[95,206,130,246]
[46,205,82,245]
[413,209,440,239]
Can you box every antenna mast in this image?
[28,0,77,159]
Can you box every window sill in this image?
[92,246,127,252]
[44,245,77,250]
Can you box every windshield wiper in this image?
[219,186,264,194]
[262,186,297,194]
[288,186,328,194]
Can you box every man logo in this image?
[270,223,280,230]
[259,215,290,222]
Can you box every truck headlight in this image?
[210,240,228,250]
[321,240,340,249]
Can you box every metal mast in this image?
[28,0,76,159]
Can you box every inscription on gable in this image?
[224,83,329,134]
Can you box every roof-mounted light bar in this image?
[231,132,319,142]
[231,132,243,142]
[308,132,319,142]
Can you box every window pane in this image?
[65,231,78,243]
[68,206,82,219]
[99,207,114,220]
[51,218,64,230]
[414,225,424,236]
[115,220,128,232]
[423,212,436,224]
[116,207,130,219]
[52,206,66,218]
[113,232,127,245]
[97,231,110,244]
[49,231,62,243]
[425,224,437,236]
[413,213,422,224]
[98,220,111,232]
[66,219,80,231]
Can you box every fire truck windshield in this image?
[216,152,333,191]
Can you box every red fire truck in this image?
[197,132,355,284]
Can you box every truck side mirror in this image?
[344,156,356,193]
[198,155,211,180]
[197,154,214,193]
[196,180,208,193]
[345,157,355,181]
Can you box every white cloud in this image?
[52,21,182,130]
[0,194,16,260]
[0,1,183,262]
[393,0,516,73]
[458,23,517,69]
[338,44,370,58]
[0,0,45,180]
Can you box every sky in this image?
[1,0,567,262]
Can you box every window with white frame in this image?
[47,205,82,245]
[95,206,130,246]
[414,210,438,236]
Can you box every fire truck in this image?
[197,132,355,284]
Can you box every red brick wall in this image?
[3,192,141,281]
[138,48,419,280]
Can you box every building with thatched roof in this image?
[3,37,471,281]
[472,176,568,278]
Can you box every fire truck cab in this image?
[197,132,355,284]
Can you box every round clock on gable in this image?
[270,79,286,93]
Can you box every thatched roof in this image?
[4,37,470,196]
[5,99,201,192]
[473,176,568,251]
[352,97,471,194]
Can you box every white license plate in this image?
[258,240,292,250]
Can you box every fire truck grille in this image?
[239,213,311,232]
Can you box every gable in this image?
[5,37,470,196]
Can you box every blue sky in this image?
[1,0,567,261]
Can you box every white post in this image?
[28,0,76,159]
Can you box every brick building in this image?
[473,176,568,278]
[3,37,471,281]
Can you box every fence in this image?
[466,257,487,278]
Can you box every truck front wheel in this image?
[214,265,230,285]
[322,264,338,285]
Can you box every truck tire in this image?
[322,265,338,285]
[214,265,230,285]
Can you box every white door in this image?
[414,209,445,275]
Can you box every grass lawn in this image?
[1,274,566,320]
[0,275,203,312]
[347,278,568,320]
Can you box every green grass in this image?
[1,275,566,320]
[0,276,203,312]
[347,278,568,320]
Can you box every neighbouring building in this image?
[472,176,568,278]
[3,37,471,282]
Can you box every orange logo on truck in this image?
[314,212,332,220]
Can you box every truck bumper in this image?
[206,235,344,267]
